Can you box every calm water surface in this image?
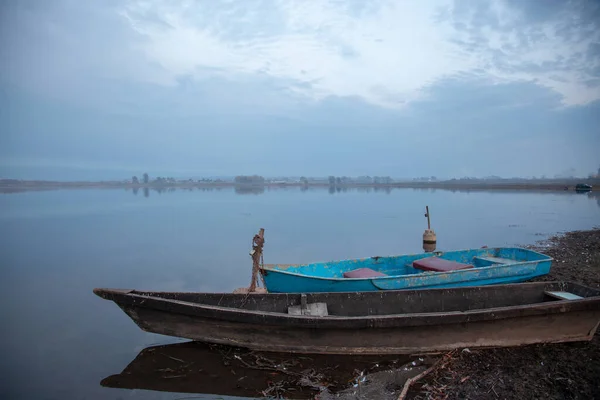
[1,188,599,399]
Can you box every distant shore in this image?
[0,178,597,193]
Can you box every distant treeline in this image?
[327,176,393,185]
[131,173,226,185]
[234,175,265,185]
[1,166,599,193]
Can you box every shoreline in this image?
[0,179,597,193]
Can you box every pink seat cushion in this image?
[343,268,387,278]
[412,257,473,272]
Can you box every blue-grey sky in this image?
[1,0,599,180]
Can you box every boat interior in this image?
[129,281,598,317]
[264,247,553,279]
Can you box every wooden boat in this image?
[259,247,553,293]
[575,183,592,192]
[93,281,600,355]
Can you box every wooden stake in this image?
[397,353,448,400]
[249,228,265,292]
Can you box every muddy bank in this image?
[406,228,600,400]
[530,228,600,289]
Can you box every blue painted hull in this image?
[260,247,553,293]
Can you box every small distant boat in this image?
[94,281,600,355]
[260,247,553,293]
[575,183,592,192]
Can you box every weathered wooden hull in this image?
[117,305,599,355]
[94,281,600,355]
[260,247,553,293]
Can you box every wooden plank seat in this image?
[412,257,474,272]
[343,268,387,278]
[544,291,583,301]
[475,256,516,264]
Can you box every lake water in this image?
[1,187,599,399]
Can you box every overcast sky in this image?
[1,0,599,180]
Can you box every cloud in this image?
[2,0,597,109]
[437,0,600,106]
[1,0,598,180]
[117,0,600,108]
[119,0,472,108]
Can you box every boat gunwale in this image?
[260,246,553,281]
[94,282,600,329]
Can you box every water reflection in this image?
[235,186,266,195]
[102,341,425,399]
[127,186,230,197]
[588,191,600,208]
[118,186,600,209]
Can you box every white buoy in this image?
[423,206,437,252]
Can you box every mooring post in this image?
[248,228,265,292]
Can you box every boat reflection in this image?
[101,341,426,399]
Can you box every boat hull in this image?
[119,304,599,355]
[261,248,553,293]
[95,281,600,355]
[261,262,550,293]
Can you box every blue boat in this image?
[259,247,553,293]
